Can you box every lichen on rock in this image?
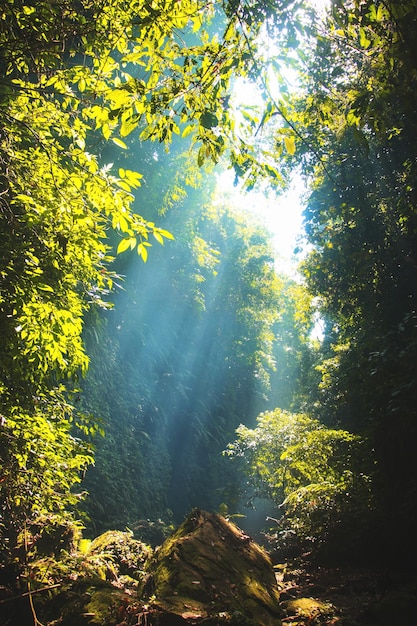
[143,509,282,625]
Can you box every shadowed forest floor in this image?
[2,513,417,626]
[275,556,417,625]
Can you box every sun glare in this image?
[214,171,306,276]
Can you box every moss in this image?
[280,597,336,623]
[144,510,282,626]
[152,563,173,596]
[33,578,127,626]
[89,530,152,578]
[85,587,125,624]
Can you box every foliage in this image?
[80,185,287,528]
[0,0,308,565]
[0,519,152,626]
[5,0,417,574]
[0,388,95,560]
[225,408,374,551]
[275,0,417,558]
[14,517,151,592]
[267,279,317,412]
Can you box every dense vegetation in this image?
[226,0,417,565]
[1,1,417,614]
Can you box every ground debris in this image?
[275,556,417,625]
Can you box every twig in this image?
[0,583,62,605]
[23,523,46,626]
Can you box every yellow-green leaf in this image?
[116,179,132,192]
[102,123,111,140]
[112,137,128,149]
[125,169,143,188]
[157,228,175,240]
[182,124,195,138]
[137,243,148,262]
[284,136,296,155]
[117,237,136,254]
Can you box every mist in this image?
[79,135,301,535]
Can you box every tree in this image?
[267,278,317,412]
[0,0,306,561]
[279,0,417,561]
[225,408,374,556]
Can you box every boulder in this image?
[143,509,282,625]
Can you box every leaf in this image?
[117,237,136,253]
[197,146,205,167]
[200,111,218,129]
[102,123,112,140]
[112,137,128,149]
[137,242,148,261]
[117,215,129,231]
[182,124,195,138]
[120,116,139,137]
[124,169,143,188]
[71,176,83,189]
[284,136,296,155]
[116,179,132,192]
[157,228,175,240]
[359,27,371,49]
[192,15,202,32]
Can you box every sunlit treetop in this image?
[3,2,320,169]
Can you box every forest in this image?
[1,1,417,625]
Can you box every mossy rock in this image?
[34,577,128,626]
[143,509,282,625]
[280,597,336,624]
[89,529,152,579]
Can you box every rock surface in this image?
[143,509,282,625]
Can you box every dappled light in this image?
[2,1,417,625]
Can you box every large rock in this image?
[143,509,282,625]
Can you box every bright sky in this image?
[214,170,307,276]
[213,0,330,275]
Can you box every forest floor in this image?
[275,555,417,626]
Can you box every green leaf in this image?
[359,27,371,49]
[200,111,218,129]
